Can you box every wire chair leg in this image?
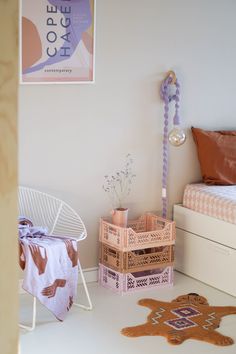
[74,260,93,311]
[19,296,36,331]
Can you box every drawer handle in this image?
[210,244,232,256]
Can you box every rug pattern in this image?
[121,293,236,346]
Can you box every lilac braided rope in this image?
[160,74,180,218]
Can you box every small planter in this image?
[111,208,129,227]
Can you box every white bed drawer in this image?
[175,228,236,297]
[174,204,236,249]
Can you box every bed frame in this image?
[173,204,236,297]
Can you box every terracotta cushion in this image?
[191,127,236,185]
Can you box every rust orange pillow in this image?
[191,127,236,185]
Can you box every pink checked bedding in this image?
[183,183,236,225]
[19,218,78,321]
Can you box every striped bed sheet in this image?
[183,183,236,225]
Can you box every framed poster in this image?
[20,0,95,84]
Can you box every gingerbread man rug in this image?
[121,293,236,346]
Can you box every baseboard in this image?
[19,267,98,294]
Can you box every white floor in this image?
[20,271,236,354]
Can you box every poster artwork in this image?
[21,0,95,83]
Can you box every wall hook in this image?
[165,70,177,84]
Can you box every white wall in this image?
[19,0,236,268]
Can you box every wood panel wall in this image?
[0,0,19,353]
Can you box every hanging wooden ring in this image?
[165,70,177,84]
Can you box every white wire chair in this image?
[18,186,93,331]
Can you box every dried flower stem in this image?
[103,154,135,209]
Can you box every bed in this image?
[174,183,236,297]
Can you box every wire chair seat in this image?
[18,186,92,331]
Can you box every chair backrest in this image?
[18,186,87,241]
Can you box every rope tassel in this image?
[160,71,186,218]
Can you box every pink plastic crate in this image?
[99,213,175,251]
[99,263,173,294]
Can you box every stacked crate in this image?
[99,213,175,294]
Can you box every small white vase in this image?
[111,208,129,228]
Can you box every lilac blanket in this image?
[19,217,78,321]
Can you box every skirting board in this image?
[19,267,98,295]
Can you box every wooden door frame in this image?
[0,1,19,353]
